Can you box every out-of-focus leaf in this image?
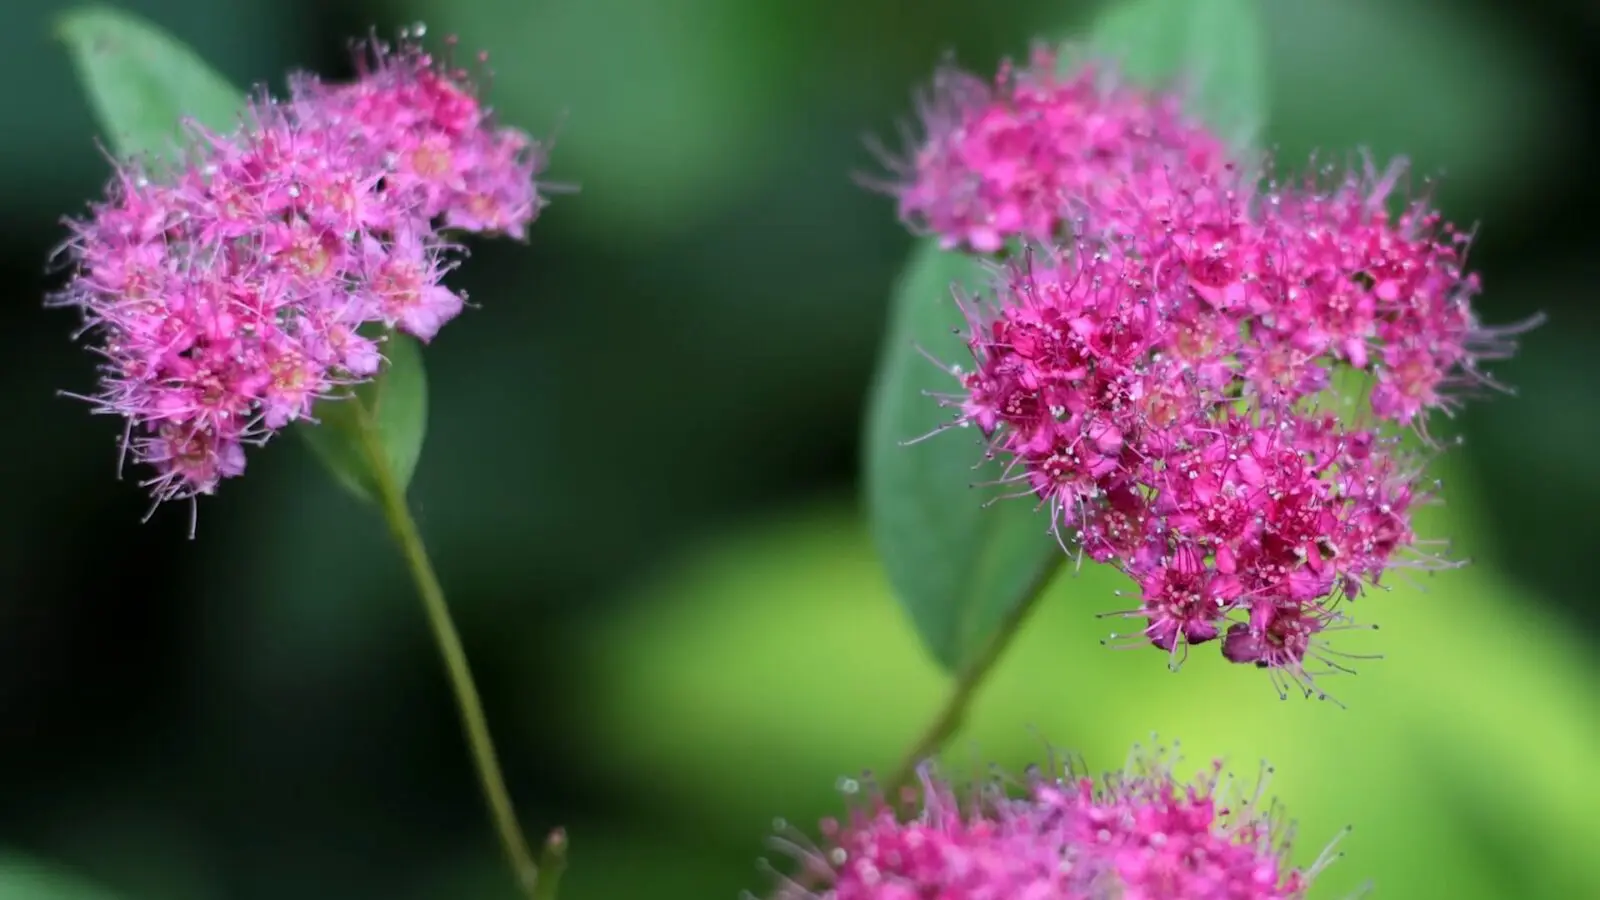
[1263,0,1562,209]
[55,5,247,163]
[406,0,795,236]
[573,469,1600,900]
[863,240,1060,673]
[41,788,222,900]
[0,853,122,900]
[404,827,750,900]
[297,333,430,505]
[1089,0,1269,150]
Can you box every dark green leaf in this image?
[55,5,248,163]
[1089,0,1269,149]
[298,333,430,504]
[864,240,1062,672]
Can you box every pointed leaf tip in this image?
[1088,0,1270,150]
[297,333,430,505]
[864,240,1063,672]
[56,4,248,163]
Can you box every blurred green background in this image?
[2,0,1598,898]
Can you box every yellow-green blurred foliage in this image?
[554,466,1599,900]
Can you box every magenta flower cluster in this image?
[887,46,1535,697]
[762,743,1339,900]
[888,50,1226,255]
[51,33,547,512]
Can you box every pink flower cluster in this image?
[51,31,547,517]
[759,743,1343,900]
[883,45,1226,254]
[883,47,1536,697]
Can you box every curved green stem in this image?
[352,401,543,899]
[769,556,1062,900]
[883,553,1064,793]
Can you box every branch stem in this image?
[882,554,1064,792]
[353,400,544,899]
[770,555,1062,900]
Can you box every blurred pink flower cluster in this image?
[886,45,1536,697]
[886,49,1226,254]
[763,743,1338,900]
[52,32,547,514]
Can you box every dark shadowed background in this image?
[1,0,1597,898]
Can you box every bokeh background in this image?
[2,0,1598,897]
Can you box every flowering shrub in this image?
[43,2,1542,899]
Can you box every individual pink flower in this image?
[756,741,1346,900]
[872,44,1228,253]
[49,28,550,529]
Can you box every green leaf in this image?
[1088,0,1269,149]
[55,5,248,163]
[298,333,430,504]
[863,240,1062,672]
[0,852,122,900]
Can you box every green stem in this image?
[351,400,544,899]
[882,554,1064,793]
[533,828,569,900]
[767,556,1062,900]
